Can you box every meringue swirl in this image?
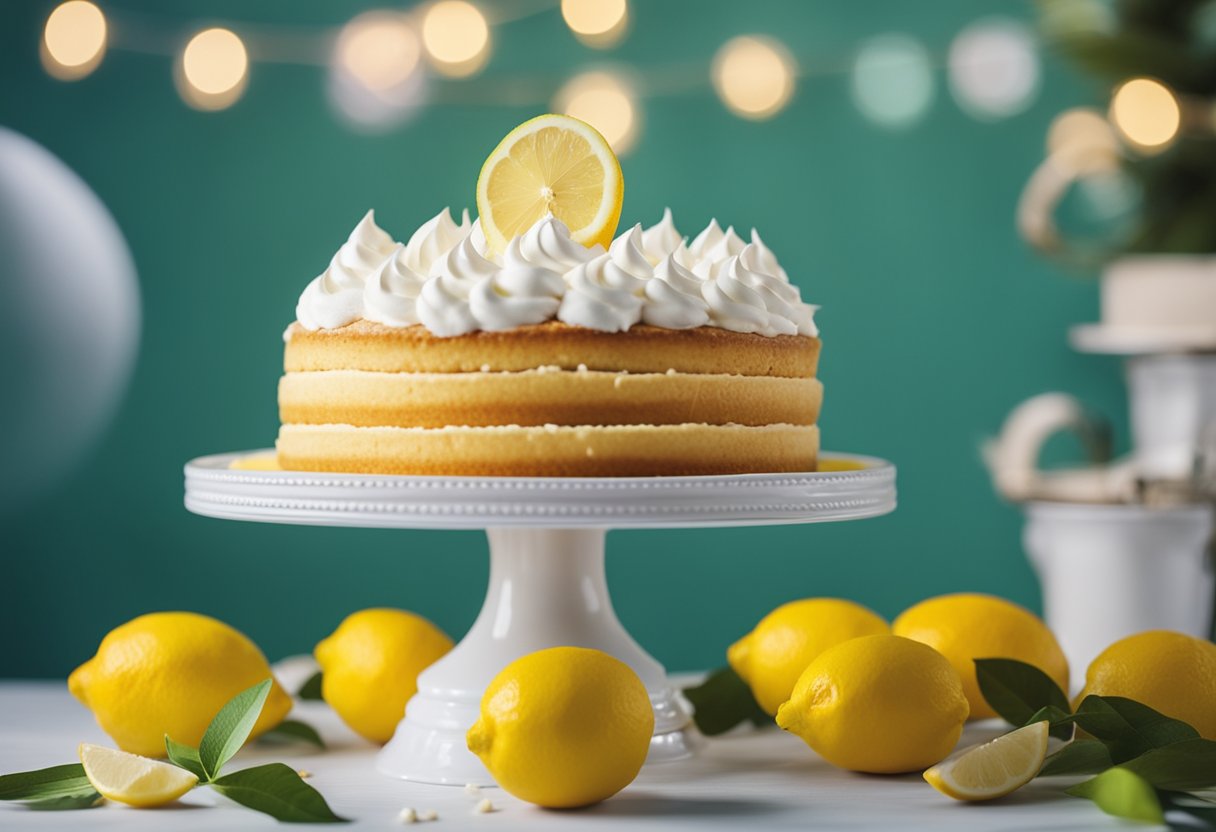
[402,207,470,277]
[519,214,595,273]
[558,253,645,332]
[642,253,710,329]
[641,207,683,264]
[415,235,497,337]
[363,243,426,327]
[706,254,800,336]
[469,238,565,330]
[687,218,724,263]
[296,210,397,330]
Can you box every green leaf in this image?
[974,658,1072,735]
[1066,768,1164,825]
[165,735,208,782]
[22,793,104,810]
[297,672,323,702]
[1072,696,1199,764]
[1025,704,1076,741]
[210,763,346,823]
[1039,739,1113,777]
[199,679,272,780]
[259,720,326,749]
[1121,738,1216,791]
[0,764,96,802]
[683,666,771,737]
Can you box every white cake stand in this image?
[184,450,896,786]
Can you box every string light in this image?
[851,34,933,129]
[336,11,421,93]
[1047,107,1118,169]
[948,19,1040,119]
[712,35,796,120]
[176,28,249,111]
[1109,77,1180,152]
[553,70,640,154]
[42,1,107,81]
[561,0,629,49]
[421,1,491,78]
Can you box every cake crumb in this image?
[463,783,482,797]
[613,376,625,389]
[666,367,677,376]
[420,809,439,821]
[577,363,588,373]
[479,363,492,373]
[473,798,495,814]
[296,769,312,779]
[585,447,596,457]
[397,807,418,824]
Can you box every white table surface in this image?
[0,681,1135,831]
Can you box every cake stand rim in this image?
[183,449,896,529]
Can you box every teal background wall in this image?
[0,0,1126,678]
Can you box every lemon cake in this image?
[277,116,822,476]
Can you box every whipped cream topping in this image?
[295,208,818,338]
[296,211,398,330]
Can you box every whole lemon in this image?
[776,634,969,773]
[467,646,653,808]
[314,608,453,744]
[68,611,292,757]
[728,598,889,715]
[893,593,1068,720]
[1077,630,1216,739]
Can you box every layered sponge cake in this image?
[277,210,822,476]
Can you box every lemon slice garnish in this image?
[923,721,1049,801]
[476,113,623,254]
[79,743,199,808]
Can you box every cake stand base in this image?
[377,527,695,785]
[184,451,896,787]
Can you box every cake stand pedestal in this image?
[184,451,896,786]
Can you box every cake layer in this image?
[284,320,820,379]
[277,423,819,477]
[279,369,823,429]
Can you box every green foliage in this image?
[683,666,772,736]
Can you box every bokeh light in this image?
[712,36,796,120]
[336,11,421,93]
[1109,77,1180,152]
[177,28,249,111]
[1047,107,1119,173]
[948,19,1040,120]
[421,1,491,78]
[553,70,640,155]
[41,1,107,81]
[561,0,629,49]
[851,34,933,130]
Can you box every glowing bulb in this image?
[421,1,491,78]
[712,36,796,120]
[851,34,933,129]
[948,19,1040,119]
[177,28,248,110]
[42,1,107,81]
[336,11,421,93]
[1110,77,1180,151]
[553,71,640,154]
[561,0,628,48]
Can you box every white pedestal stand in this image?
[184,452,896,786]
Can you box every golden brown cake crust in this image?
[278,370,822,429]
[283,320,820,378]
[276,423,819,477]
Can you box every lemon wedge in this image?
[923,721,1049,801]
[79,743,199,807]
[476,114,623,254]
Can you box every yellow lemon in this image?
[467,646,653,808]
[728,598,889,715]
[314,608,453,744]
[924,720,1049,801]
[1077,630,1216,739]
[79,743,198,807]
[68,612,291,758]
[776,634,969,774]
[893,593,1069,720]
[476,113,623,253]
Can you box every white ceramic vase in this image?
[1023,501,1214,687]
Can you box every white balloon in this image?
[0,127,140,510]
